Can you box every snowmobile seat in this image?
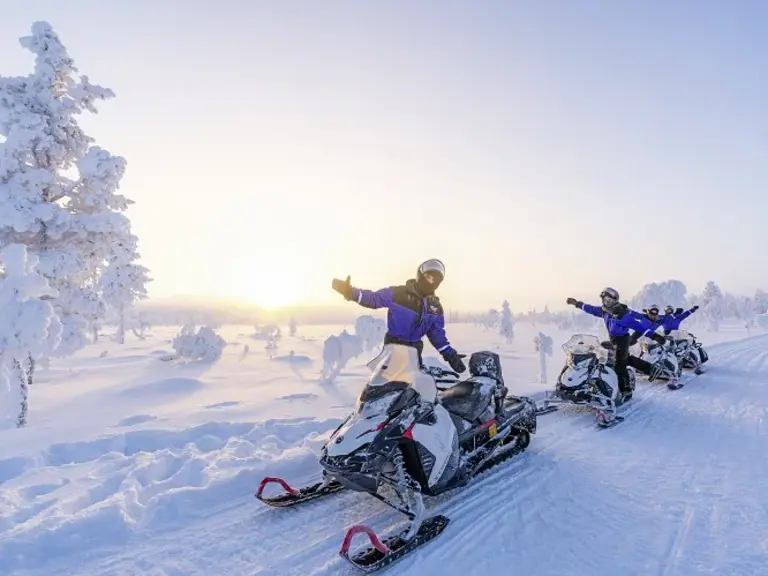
[468,351,505,385]
[438,377,495,423]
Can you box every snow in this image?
[0,321,765,575]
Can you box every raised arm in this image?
[351,286,394,309]
[332,276,394,309]
[677,305,699,321]
[566,298,603,318]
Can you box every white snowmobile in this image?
[537,334,634,427]
[637,334,684,388]
[255,344,538,573]
[667,329,708,373]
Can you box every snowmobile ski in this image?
[340,515,450,573]
[255,476,344,507]
[596,414,624,428]
[667,380,685,390]
[536,404,559,415]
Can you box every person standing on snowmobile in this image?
[331,259,466,373]
[566,288,667,400]
[660,305,700,335]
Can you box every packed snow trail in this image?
[4,334,768,575]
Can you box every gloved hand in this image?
[650,333,666,346]
[443,350,466,373]
[331,276,353,300]
[691,305,699,312]
[675,307,684,315]
[566,297,582,307]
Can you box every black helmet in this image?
[415,259,445,295]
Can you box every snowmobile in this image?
[667,329,706,374]
[536,334,633,427]
[255,344,538,573]
[637,335,684,388]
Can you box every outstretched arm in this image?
[332,277,394,309]
[566,298,603,318]
[677,306,698,321]
[622,315,665,343]
[351,287,394,309]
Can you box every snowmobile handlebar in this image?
[423,365,460,380]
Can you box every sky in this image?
[0,1,766,312]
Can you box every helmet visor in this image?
[419,259,445,278]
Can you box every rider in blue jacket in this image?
[332,259,466,373]
[567,288,667,399]
[660,305,700,334]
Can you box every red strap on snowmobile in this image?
[255,477,299,499]
[340,525,391,556]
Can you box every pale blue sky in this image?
[1,1,766,310]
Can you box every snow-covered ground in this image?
[0,322,766,575]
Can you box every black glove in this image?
[651,333,666,346]
[675,307,684,315]
[691,305,699,312]
[566,297,582,307]
[444,351,466,373]
[331,276,353,300]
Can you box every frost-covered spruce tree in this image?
[701,280,724,331]
[0,22,144,359]
[0,244,62,427]
[99,232,151,344]
[499,300,515,343]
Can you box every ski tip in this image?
[340,515,451,572]
[255,477,299,500]
[340,524,391,558]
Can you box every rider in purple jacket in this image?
[567,287,667,400]
[332,259,466,373]
[660,305,700,334]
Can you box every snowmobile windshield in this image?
[366,344,422,388]
[669,329,693,341]
[561,334,607,367]
[355,344,422,418]
[354,383,413,419]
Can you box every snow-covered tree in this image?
[0,244,62,427]
[171,325,226,362]
[754,289,768,315]
[701,280,724,331]
[499,300,515,343]
[631,280,687,310]
[99,233,151,344]
[0,21,145,359]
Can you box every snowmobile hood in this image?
[324,412,390,458]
